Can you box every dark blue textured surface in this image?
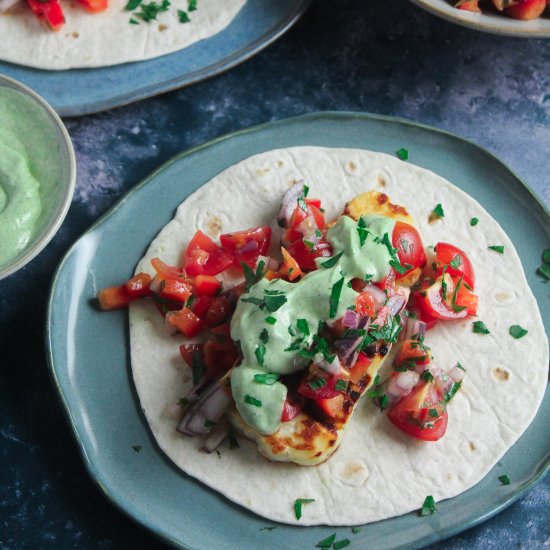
[0,1,549,548]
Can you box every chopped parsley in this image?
[265,316,277,325]
[255,345,266,367]
[357,217,369,247]
[470,217,479,226]
[449,253,462,269]
[242,260,266,291]
[254,373,280,385]
[187,0,197,10]
[178,9,190,22]
[335,379,347,391]
[320,251,344,268]
[537,249,550,281]
[396,147,409,161]
[297,196,309,213]
[303,184,310,197]
[421,370,434,382]
[419,495,436,516]
[430,203,445,220]
[191,350,203,385]
[351,527,362,534]
[444,381,462,403]
[297,318,310,336]
[129,17,140,23]
[244,395,262,407]
[450,276,466,313]
[543,249,550,264]
[316,533,336,548]
[264,290,287,312]
[132,445,142,453]
[334,539,351,549]
[389,259,412,275]
[132,0,170,22]
[488,245,504,254]
[308,378,327,390]
[125,0,141,9]
[473,321,490,334]
[509,325,528,339]
[499,474,511,485]
[428,408,440,418]
[259,328,269,344]
[293,498,315,520]
[329,276,345,318]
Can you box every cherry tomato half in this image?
[392,221,427,277]
[434,243,475,289]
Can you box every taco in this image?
[103,147,547,526]
[0,0,245,70]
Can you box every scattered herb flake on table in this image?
[538,249,550,281]
[132,445,142,453]
[509,325,528,339]
[499,474,511,485]
[351,527,362,534]
[334,538,351,549]
[316,533,336,548]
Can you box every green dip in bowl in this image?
[0,74,76,280]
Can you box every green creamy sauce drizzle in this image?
[230,214,396,434]
[0,87,60,268]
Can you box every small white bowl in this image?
[410,0,550,37]
[0,74,76,280]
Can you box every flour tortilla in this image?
[129,147,548,526]
[0,0,245,70]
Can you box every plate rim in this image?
[46,111,550,549]
[2,0,312,117]
[409,0,550,38]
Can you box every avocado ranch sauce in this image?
[0,86,60,268]
[230,214,396,434]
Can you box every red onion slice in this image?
[387,371,419,397]
[364,284,387,309]
[277,181,305,227]
[386,288,410,316]
[449,363,466,383]
[202,420,229,453]
[0,0,21,12]
[343,309,360,329]
[403,317,427,341]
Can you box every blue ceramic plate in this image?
[47,112,550,550]
[0,0,310,117]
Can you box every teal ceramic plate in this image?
[0,1,310,117]
[47,112,550,549]
[410,0,550,37]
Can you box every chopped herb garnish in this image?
[297,196,309,213]
[129,17,140,23]
[444,381,462,403]
[293,498,315,520]
[431,203,445,220]
[242,260,265,291]
[284,337,304,352]
[329,277,345,318]
[254,373,280,385]
[357,217,369,247]
[488,245,504,254]
[334,539,351,550]
[389,259,411,275]
[288,324,297,336]
[178,9,190,22]
[315,533,336,548]
[378,394,389,411]
[132,445,142,453]
[191,350,203,385]
[259,328,269,344]
[125,0,141,9]
[265,316,277,325]
[335,379,347,391]
[255,345,266,367]
[509,325,528,339]
[420,495,436,516]
[428,408,439,418]
[308,378,327,390]
[320,251,344,269]
[303,184,310,197]
[396,147,409,161]
[244,395,262,407]
[133,0,170,22]
[227,428,239,449]
[421,370,434,382]
[450,275,466,313]
[187,0,197,10]
[264,291,287,313]
[457,362,466,372]
[543,249,550,264]
[242,296,264,307]
[450,254,462,269]
[473,321,490,334]
[538,262,550,281]
[499,474,511,485]
[351,527,361,534]
[470,217,479,226]
[304,240,315,249]
[297,318,310,336]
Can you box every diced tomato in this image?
[349,352,373,385]
[165,307,204,338]
[157,278,192,303]
[97,285,130,310]
[204,295,233,327]
[281,393,305,422]
[395,340,431,367]
[151,257,184,279]
[416,275,468,321]
[203,339,238,379]
[264,269,280,281]
[298,374,342,400]
[434,243,475,289]
[452,276,478,316]
[183,231,234,276]
[179,343,204,368]
[315,394,345,418]
[192,295,214,318]
[286,239,332,271]
[306,201,326,229]
[210,323,232,342]
[125,272,152,299]
[456,0,481,12]
[220,226,272,268]
[27,0,65,30]
[194,275,222,297]
[280,247,303,281]
[355,291,376,318]
[392,221,427,277]
[387,382,448,441]
[77,0,108,11]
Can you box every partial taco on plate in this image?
[99,147,548,526]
